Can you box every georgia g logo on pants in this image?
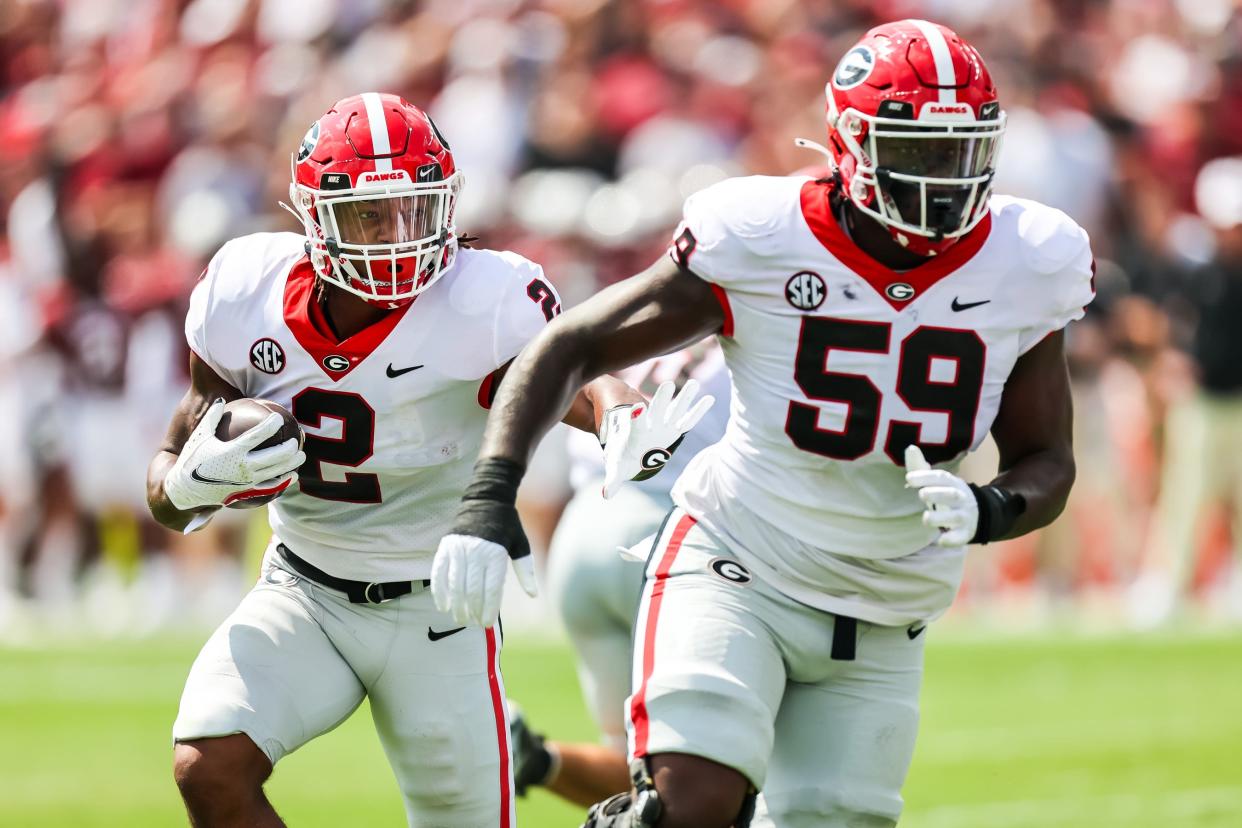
[709,557,752,586]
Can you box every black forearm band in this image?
[969,484,1026,544]
[450,457,531,559]
[461,457,526,506]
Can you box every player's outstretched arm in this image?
[483,255,724,466]
[984,328,1077,540]
[431,256,724,627]
[146,353,304,533]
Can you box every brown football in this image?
[215,398,304,509]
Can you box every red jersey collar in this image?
[283,258,412,381]
[798,179,992,311]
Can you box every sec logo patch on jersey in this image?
[250,338,286,374]
[786,271,827,311]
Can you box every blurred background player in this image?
[1130,156,1242,626]
[510,341,730,806]
[436,19,1095,828]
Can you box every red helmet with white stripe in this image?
[289,92,461,307]
[822,20,1005,256]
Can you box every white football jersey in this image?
[186,232,559,582]
[566,340,731,498]
[670,176,1095,624]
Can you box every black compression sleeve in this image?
[449,457,530,559]
[969,484,1027,544]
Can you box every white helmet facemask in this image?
[834,105,1006,242]
[287,170,463,304]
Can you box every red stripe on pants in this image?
[630,513,696,757]
[484,627,512,828]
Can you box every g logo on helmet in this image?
[297,122,320,163]
[833,46,875,90]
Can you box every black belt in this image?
[831,614,857,661]
[277,544,430,605]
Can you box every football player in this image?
[146,93,706,828]
[433,20,1094,828]
[510,344,730,806]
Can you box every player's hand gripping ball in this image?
[164,398,306,514]
[904,445,978,548]
[599,379,715,499]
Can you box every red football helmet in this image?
[288,93,461,307]
[819,20,1005,256]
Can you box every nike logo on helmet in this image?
[386,363,424,378]
[951,297,991,312]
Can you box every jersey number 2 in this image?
[526,279,561,322]
[291,388,382,503]
[786,317,985,465]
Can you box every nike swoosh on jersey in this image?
[950,297,991,312]
[907,625,927,640]
[386,363,425,378]
[190,468,248,487]
[427,626,466,642]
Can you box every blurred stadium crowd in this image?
[1,0,1240,637]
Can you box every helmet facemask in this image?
[832,105,1005,253]
[289,172,462,306]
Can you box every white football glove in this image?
[431,534,538,628]
[600,379,715,499]
[163,399,306,513]
[904,445,978,548]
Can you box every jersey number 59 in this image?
[786,316,985,465]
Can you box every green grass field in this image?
[2,629,1241,827]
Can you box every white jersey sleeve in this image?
[185,234,304,392]
[1002,199,1096,354]
[670,176,805,298]
[488,251,560,367]
[185,243,235,387]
